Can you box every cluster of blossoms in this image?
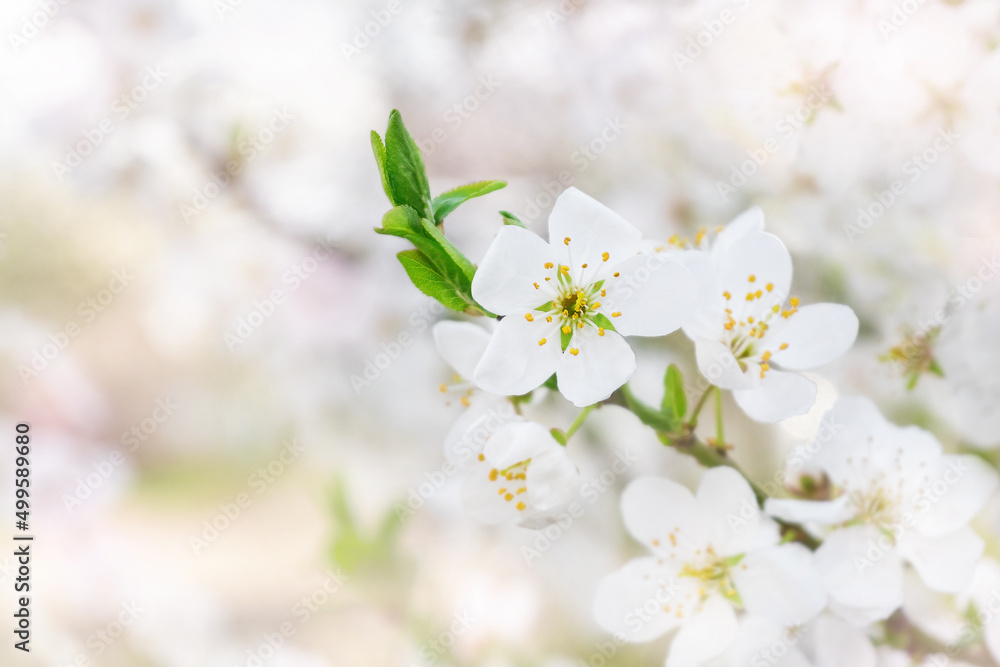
[370,114,999,665]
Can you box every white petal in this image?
[444,399,519,465]
[916,455,998,537]
[474,314,561,396]
[471,225,557,315]
[811,615,877,667]
[601,254,698,337]
[461,461,519,524]
[695,467,761,556]
[901,569,966,646]
[765,304,859,370]
[814,525,904,625]
[715,231,792,308]
[548,187,642,278]
[526,445,580,511]
[764,496,854,527]
[732,544,827,626]
[807,396,891,485]
[433,320,492,378]
[678,250,724,342]
[591,557,684,642]
[666,594,739,667]
[897,527,983,593]
[621,476,705,560]
[714,207,765,252]
[484,421,556,469]
[733,370,817,423]
[695,339,750,390]
[556,326,636,407]
[717,615,812,667]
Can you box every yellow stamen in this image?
[570,348,579,356]
[602,252,610,262]
[525,313,534,322]
[538,338,547,346]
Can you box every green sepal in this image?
[661,364,687,422]
[431,180,507,223]
[500,210,526,227]
[560,326,573,352]
[549,428,567,446]
[591,312,617,332]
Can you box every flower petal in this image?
[695,467,760,557]
[811,615,877,667]
[484,421,557,469]
[695,339,750,390]
[916,454,998,538]
[715,207,765,251]
[600,254,698,337]
[764,496,854,527]
[444,400,519,465]
[765,303,859,370]
[813,525,904,625]
[556,326,636,407]
[474,313,561,396]
[548,187,642,279]
[715,231,792,309]
[732,370,817,423]
[731,544,827,626]
[592,557,685,642]
[433,320,492,379]
[621,476,705,560]
[461,461,520,524]
[471,225,557,315]
[526,445,580,512]
[666,593,739,667]
[901,569,966,646]
[897,527,983,593]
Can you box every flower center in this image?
[720,274,797,378]
[678,547,743,603]
[485,456,531,511]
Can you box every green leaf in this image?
[374,204,423,239]
[621,384,679,433]
[500,210,525,227]
[370,130,393,204]
[661,364,687,422]
[384,110,433,220]
[431,180,507,223]
[419,218,476,285]
[591,312,617,332]
[397,250,471,312]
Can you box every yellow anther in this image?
[598,327,605,336]
[525,313,534,322]
[460,396,470,407]
[613,272,620,277]
[560,265,570,274]
[570,348,579,356]
[478,453,485,461]
[577,322,584,328]
[516,501,526,511]
[762,351,772,361]
[723,291,731,300]
[545,316,553,322]
[602,252,610,262]
[790,297,800,307]
[600,289,606,297]
[746,293,754,301]
[749,274,756,283]
[564,237,571,245]
[755,290,763,298]
[780,342,789,350]
[517,487,527,494]
[545,277,551,281]
[562,325,572,334]
[498,487,507,495]
[439,384,448,393]
[505,493,514,501]
[533,282,539,289]
[581,263,588,268]
[747,316,755,323]
[612,311,622,318]
[592,302,601,309]
[538,338,547,346]
[766,282,773,292]
[489,469,498,481]
[761,363,770,371]
[562,309,569,317]
[773,304,780,313]
[544,262,554,269]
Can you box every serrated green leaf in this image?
[431,180,507,223]
[396,250,471,312]
[419,218,476,284]
[384,110,433,220]
[370,130,393,204]
[375,205,423,239]
[500,210,525,227]
[622,384,680,433]
[661,364,687,422]
[591,312,617,332]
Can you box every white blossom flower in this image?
[592,468,826,667]
[471,187,698,407]
[445,407,581,528]
[680,208,859,423]
[433,320,494,408]
[766,396,999,626]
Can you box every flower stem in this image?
[564,405,596,442]
[687,385,715,428]
[714,386,725,447]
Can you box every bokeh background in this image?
[1,0,999,665]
